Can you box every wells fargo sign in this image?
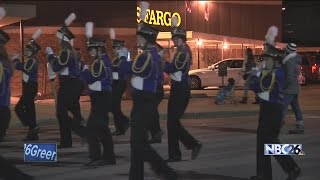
[137,7,181,27]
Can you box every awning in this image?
[0,4,36,27]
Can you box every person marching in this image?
[0,8,14,142]
[109,28,131,136]
[148,42,164,144]
[45,13,84,148]
[0,7,33,179]
[13,28,42,141]
[81,22,116,166]
[249,26,301,180]
[164,16,202,162]
[129,2,177,179]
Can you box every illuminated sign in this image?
[137,7,181,27]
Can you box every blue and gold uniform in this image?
[45,13,84,148]
[148,43,165,144]
[110,39,131,136]
[129,17,177,179]
[0,28,12,142]
[81,22,116,166]
[248,26,301,180]
[13,29,41,141]
[164,22,202,163]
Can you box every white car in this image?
[188,58,246,89]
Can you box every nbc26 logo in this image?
[24,143,57,162]
[264,144,305,156]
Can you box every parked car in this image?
[188,58,245,89]
[300,53,320,82]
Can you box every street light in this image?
[197,39,203,69]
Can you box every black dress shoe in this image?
[57,144,72,149]
[249,176,264,180]
[112,130,125,136]
[23,134,39,141]
[85,159,116,167]
[165,157,182,163]
[191,142,202,160]
[148,138,162,144]
[287,166,301,180]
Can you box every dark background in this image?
[282,1,320,46]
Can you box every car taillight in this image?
[312,65,317,74]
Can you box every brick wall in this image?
[7,32,137,98]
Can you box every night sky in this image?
[282,1,320,46]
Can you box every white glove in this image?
[47,62,56,80]
[11,53,19,61]
[83,65,89,70]
[117,48,128,58]
[158,50,164,58]
[45,47,54,55]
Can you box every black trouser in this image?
[15,81,38,129]
[87,91,115,162]
[111,80,129,132]
[167,83,199,159]
[0,106,10,139]
[129,91,173,180]
[149,86,164,138]
[256,103,298,180]
[56,76,83,146]
[0,155,33,180]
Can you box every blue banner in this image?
[24,143,57,162]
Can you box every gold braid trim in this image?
[260,70,276,92]
[90,58,106,78]
[112,57,122,68]
[58,48,71,66]
[174,52,189,70]
[132,52,151,74]
[23,58,36,72]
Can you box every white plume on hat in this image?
[85,22,94,39]
[64,13,76,26]
[32,28,42,40]
[0,7,6,20]
[171,16,178,28]
[109,28,115,40]
[265,26,278,46]
[140,1,149,21]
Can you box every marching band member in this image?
[81,22,116,166]
[164,16,202,162]
[129,2,177,180]
[109,28,131,136]
[0,10,13,142]
[249,26,301,180]
[0,7,33,178]
[45,13,84,148]
[148,42,164,144]
[13,28,42,141]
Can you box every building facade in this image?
[2,1,284,97]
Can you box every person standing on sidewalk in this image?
[147,42,165,144]
[109,28,131,136]
[45,13,84,148]
[13,29,42,141]
[164,16,202,163]
[81,22,116,167]
[282,43,304,134]
[239,48,257,104]
[249,26,301,180]
[129,2,177,179]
